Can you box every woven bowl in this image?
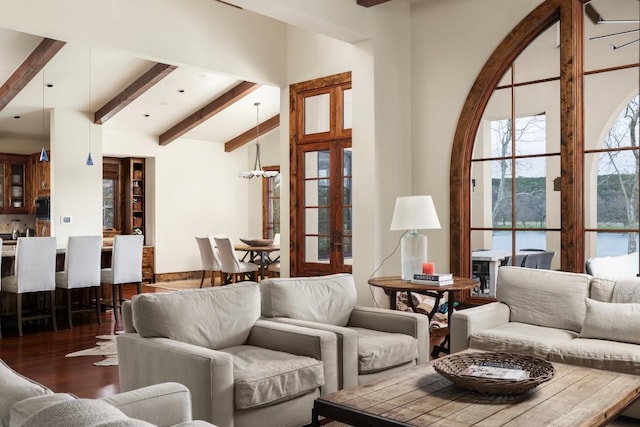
[433,352,555,395]
[240,238,274,247]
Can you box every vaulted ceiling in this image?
[0,27,281,152]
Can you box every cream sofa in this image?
[117,282,338,427]
[0,358,212,427]
[451,266,640,418]
[260,273,430,388]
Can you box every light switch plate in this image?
[60,216,72,224]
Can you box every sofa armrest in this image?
[261,317,359,389]
[121,301,136,333]
[450,302,510,354]
[348,306,430,364]
[248,319,339,394]
[116,333,233,427]
[100,382,192,427]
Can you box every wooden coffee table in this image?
[312,358,640,426]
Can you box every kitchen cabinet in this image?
[0,154,30,214]
[124,158,145,239]
[31,152,50,197]
[142,246,154,283]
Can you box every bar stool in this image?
[101,234,143,322]
[1,237,57,337]
[55,236,103,327]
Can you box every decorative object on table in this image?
[433,351,555,395]
[411,273,454,285]
[422,261,435,274]
[238,102,279,179]
[239,238,274,247]
[390,195,441,280]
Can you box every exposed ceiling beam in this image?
[356,0,392,7]
[225,114,280,152]
[0,38,66,113]
[159,80,259,146]
[94,63,177,124]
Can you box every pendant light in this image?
[239,102,279,179]
[39,45,49,163]
[85,47,93,166]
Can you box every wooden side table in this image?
[368,276,478,356]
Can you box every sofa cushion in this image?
[579,298,640,345]
[351,327,417,373]
[132,282,261,350]
[9,393,75,427]
[549,338,640,375]
[221,345,324,410]
[0,359,52,427]
[586,252,639,279]
[496,267,590,332]
[17,398,154,427]
[468,322,578,359]
[589,277,616,302]
[261,273,357,326]
[612,277,640,303]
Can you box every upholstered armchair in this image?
[117,282,337,427]
[260,273,430,389]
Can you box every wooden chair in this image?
[213,236,259,284]
[195,235,221,287]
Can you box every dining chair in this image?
[195,235,221,287]
[1,237,57,337]
[101,234,143,322]
[213,236,259,284]
[267,262,281,278]
[55,236,103,328]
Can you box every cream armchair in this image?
[117,282,337,427]
[260,273,430,389]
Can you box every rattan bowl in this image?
[240,238,273,247]
[433,352,555,395]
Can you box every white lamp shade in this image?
[390,195,441,231]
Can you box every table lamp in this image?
[390,195,441,280]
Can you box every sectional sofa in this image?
[451,266,640,418]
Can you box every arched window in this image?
[450,0,639,303]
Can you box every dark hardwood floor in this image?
[0,284,157,398]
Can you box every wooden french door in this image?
[290,72,352,276]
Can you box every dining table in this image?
[234,243,280,279]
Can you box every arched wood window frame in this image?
[450,0,586,302]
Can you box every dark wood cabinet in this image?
[0,154,31,214]
[142,246,154,283]
[124,158,145,239]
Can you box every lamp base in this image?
[400,230,427,281]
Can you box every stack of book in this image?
[411,273,454,285]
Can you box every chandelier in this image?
[239,102,279,179]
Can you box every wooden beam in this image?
[0,38,66,113]
[159,81,259,146]
[225,114,280,152]
[94,63,177,124]
[356,0,391,7]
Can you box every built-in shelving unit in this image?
[125,158,145,240]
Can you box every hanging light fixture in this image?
[86,47,93,166]
[239,102,279,179]
[39,45,49,163]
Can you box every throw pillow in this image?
[579,298,640,345]
[0,360,51,427]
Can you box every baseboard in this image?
[154,271,202,283]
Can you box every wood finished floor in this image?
[0,283,160,399]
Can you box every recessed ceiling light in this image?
[178,89,185,93]
[143,114,150,118]
[13,115,20,119]
[45,83,54,88]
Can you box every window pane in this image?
[514,157,547,228]
[471,159,513,228]
[305,236,330,263]
[343,89,352,130]
[305,207,330,236]
[305,179,329,207]
[473,87,512,160]
[513,22,560,83]
[304,93,330,135]
[304,150,329,178]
